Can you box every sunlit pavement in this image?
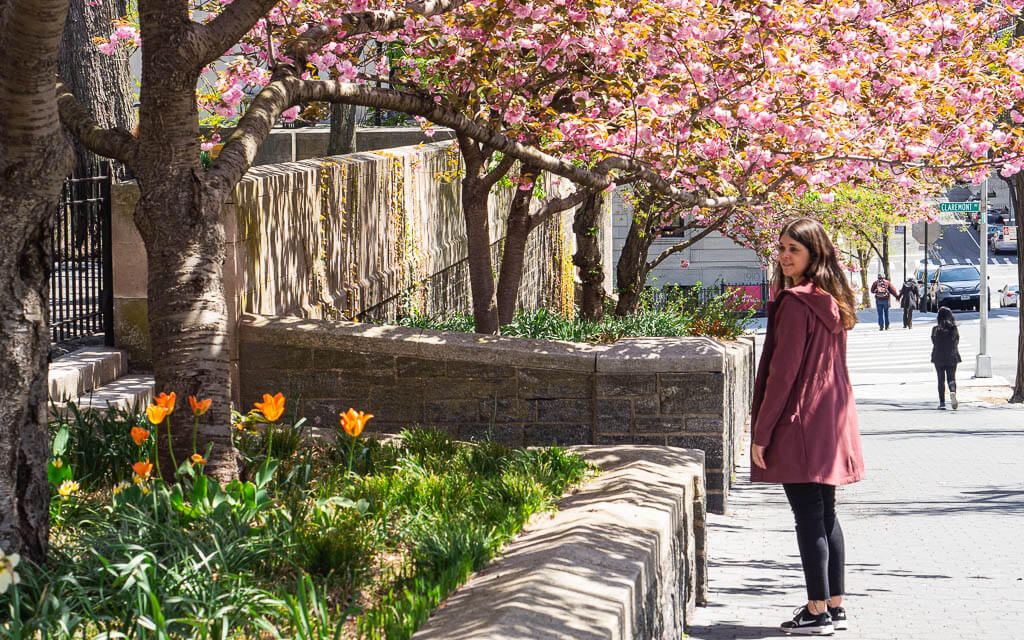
[688,308,1024,639]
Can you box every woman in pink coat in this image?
[750,217,865,636]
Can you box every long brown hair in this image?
[771,218,858,330]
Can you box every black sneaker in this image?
[828,606,848,631]
[937,404,946,410]
[780,606,834,635]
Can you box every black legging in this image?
[903,306,914,328]
[935,364,957,403]
[783,483,845,602]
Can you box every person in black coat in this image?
[931,306,961,410]
[898,278,920,328]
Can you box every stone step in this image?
[58,374,155,417]
[48,347,128,403]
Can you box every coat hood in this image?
[779,280,844,334]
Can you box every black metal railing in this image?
[50,162,114,347]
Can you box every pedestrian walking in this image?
[751,217,865,636]
[898,277,920,328]
[931,306,961,410]
[869,273,898,330]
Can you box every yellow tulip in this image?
[146,404,169,425]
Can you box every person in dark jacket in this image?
[898,277,920,328]
[931,306,961,410]
[869,273,898,330]
[751,217,865,636]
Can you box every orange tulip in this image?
[339,408,373,438]
[188,395,212,416]
[190,453,207,465]
[146,404,169,425]
[132,460,153,481]
[130,426,150,446]
[154,392,176,414]
[254,393,285,422]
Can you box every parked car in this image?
[990,229,1018,254]
[924,264,990,312]
[999,284,1020,307]
[987,223,1003,242]
[913,267,937,310]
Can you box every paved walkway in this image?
[688,318,1024,639]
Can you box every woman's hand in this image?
[751,444,767,469]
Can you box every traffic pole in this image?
[977,178,992,378]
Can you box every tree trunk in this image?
[614,200,656,316]
[881,230,891,281]
[573,191,605,322]
[58,0,135,174]
[857,248,871,307]
[1011,173,1024,403]
[327,103,357,156]
[496,172,537,325]
[0,0,76,563]
[462,175,500,334]
[132,15,239,482]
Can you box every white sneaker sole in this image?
[781,624,835,635]
[833,621,848,631]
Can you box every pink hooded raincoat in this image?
[750,281,865,485]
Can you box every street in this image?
[912,220,1021,382]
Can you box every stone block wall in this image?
[238,314,754,514]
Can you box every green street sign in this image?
[938,202,980,213]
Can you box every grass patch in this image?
[398,285,755,341]
[3,406,594,639]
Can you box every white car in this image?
[990,231,1018,254]
[999,284,1020,307]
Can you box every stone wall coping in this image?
[240,313,604,372]
[595,337,727,373]
[240,313,744,374]
[410,445,705,640]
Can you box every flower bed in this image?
[2,397,592,639]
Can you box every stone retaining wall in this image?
[411,445,707,639]
[238,314,754,513]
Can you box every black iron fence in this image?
[50,161,114,347]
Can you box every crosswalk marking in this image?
[844,322,974,381]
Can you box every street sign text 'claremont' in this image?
[938,201,980,212]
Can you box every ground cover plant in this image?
[400,285,755,342]
[2,395,592,639]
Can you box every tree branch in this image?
[481,153,516,190]
[282,0,472,67]
[194,0,280,67]
[647,208,733,271]
[56,79,138,166]
[210,77,741,209]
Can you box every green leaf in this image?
[47,461,73,486]
[51,425,70,456]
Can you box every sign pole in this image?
[977,181,992,378]
[903,228,907,282]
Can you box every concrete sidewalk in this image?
[688,327,1024,639]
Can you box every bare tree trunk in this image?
[614,207,655,316]
[1011,173,1024,403]
[58,0,135,173]
[857,248,871,308]
[496,171,537,325]
[456,136,500,334]
[0,0,76,563]
[327,103,357,155]
[573,191,605,322]
[881,229,891,281]
[132,17,239,482]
